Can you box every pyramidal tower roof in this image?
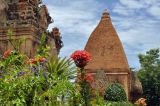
[85,10,129,72]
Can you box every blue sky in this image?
[43,0,160,69]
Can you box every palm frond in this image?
[46,57,77,80]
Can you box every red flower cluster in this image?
[39,57,46,62]
[84,73,94,83]
[27,57,46,64]
[78,73,94,84]
[3,50,11,58]
[27,58,37,64]
[135,98,147,106]
[70,50,91,68]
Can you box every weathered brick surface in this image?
[85,11,131,99]
[0,0,63,57]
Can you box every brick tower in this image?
[0,0,63,57]
[85,10,131,98]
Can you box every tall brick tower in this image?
[85,10,131,98]
[0,0,63,56]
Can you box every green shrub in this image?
[106,101,134,106]
[104,83,127,102]
[0,32,77,106]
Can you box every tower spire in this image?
[101,9,110,20]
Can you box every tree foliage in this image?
[138,49,160,106]
[104,83,127,102]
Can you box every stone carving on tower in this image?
[0,0,8,22]
[0,0,63,57]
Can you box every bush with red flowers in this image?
[27,57,46,65]
[39,57,46,62]
[135,98,147,106]
[78,73,94,83]
[27,58,37,64]
[71,50,92,106]
[70,50,91,68]
[0,32,77,106]
[3,50,11,58]
[84,73,93,84]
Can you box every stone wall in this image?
[0,0,63,57]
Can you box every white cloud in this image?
[45,0,101,36]
[119,0,146,9]
[147,5,160,19]
[113,0,160,19]
[111,0,160,68]
[43,0,102,57]
[43,0,160,69]
[144,0,160,6]
[113,16,160,68]
[112,3,134,16]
